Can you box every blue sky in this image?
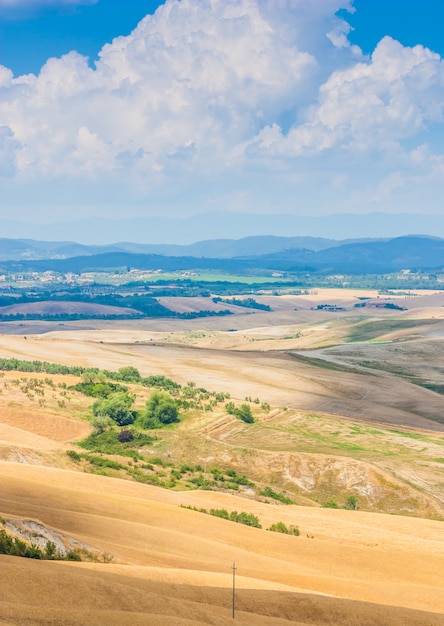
[2,1,444,77]
[1,0,444,240]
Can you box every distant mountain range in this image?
[1,211,444,245]
[0,235,443,275]
[0,235,378,262]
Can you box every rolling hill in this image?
[0,235,351,261]
[1,235,442,274]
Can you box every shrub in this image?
[190,474,205,487]
[92,392,136,426]
[180,505,208,513]
[231,511,261,528]
[80,429,153,455]
[89,415,114,434]
[345,496,359,510]
[139,391,180,428]
[209,508,230,520]
[229,474,254,487]
[268,522,300,536]
[322,499,340,509]
[118,429,134,443]
[0,529,99,562]
[87,455,123,470]
[225,401,236,414]
[66,450,81,462]
[225,402,255,423]
[0,532,43,559]
[70,381,128,398]
[268,521,289,534]
[44,541,57,559]
[117,366,141,382]
[182,506,262,528]
[236,404,255,423]
[261,486,293,504]
[143,375,181,391]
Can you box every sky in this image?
[1,0,444,240]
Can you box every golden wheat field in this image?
[1,291,444,625]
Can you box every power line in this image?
[231,561,237,619]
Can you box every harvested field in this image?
[1,463,444,625]
[0,300,141,317]
[157,296,243,314]
[1,298,444,623]
[2,331,444,430]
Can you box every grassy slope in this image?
[1,304,444,623]
[1,463,444,624]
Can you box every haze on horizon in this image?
[1,0,444,242]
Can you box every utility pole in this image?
[231,561,237,619]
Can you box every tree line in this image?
[0,358,261,429]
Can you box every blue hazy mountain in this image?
[1,211,443,245]
[1,235,442,275]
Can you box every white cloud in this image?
[248,36,444,159]
[2,0,342,181]
[1,0,444,219]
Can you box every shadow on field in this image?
[1,556,444,626]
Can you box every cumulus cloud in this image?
[0,0,352,181]
[248,36,444,158]
[1,0,444,217]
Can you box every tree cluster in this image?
[225,402,255,423]
[93,392,137,426]
[139,391,180,428]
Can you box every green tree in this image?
[82,370,98,384]
[44,541,57,559]
[345,495,359,510]
[140,391,179,428]
[117,366,141,382]
[92,392,136,426]
[225,401,236,414]
[235,403,254,423]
